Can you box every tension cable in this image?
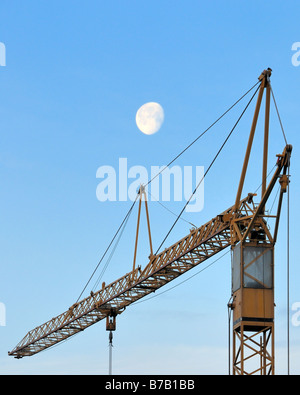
[155,84,261,254]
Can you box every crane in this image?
[8,69,292,375]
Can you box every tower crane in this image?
[8,69,292,375]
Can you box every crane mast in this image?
[229,68,291,375]
[8,70,292,376]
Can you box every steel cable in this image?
[77,79,261,299]
[76,197,138,302]
[155,84,261,254]
[145,80,261,188]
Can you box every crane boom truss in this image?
[9,196,254,358]
[9,142,291,359]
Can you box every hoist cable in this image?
[270,83,290,374]
[287,164,290,375]
[270,85,288,145]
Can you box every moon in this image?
[136,102,164,135]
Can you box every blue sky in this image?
[0,1,300,374]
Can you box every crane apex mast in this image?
[229,69,292,375]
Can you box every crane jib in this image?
[8,197,248,358]
[8,143,291,359]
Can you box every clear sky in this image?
[0,0,299,375]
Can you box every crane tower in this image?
[228,68,291,374]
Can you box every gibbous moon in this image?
[136,102,164,135]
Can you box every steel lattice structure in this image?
[9,196,251,358]
[8,70,292,376]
